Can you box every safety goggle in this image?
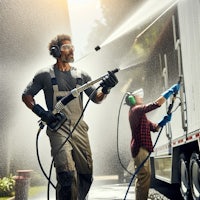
[60,44,74,51]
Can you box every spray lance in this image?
[39,67,119,131]
[167,76,182,115]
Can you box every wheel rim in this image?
[180,158,190,198]
[190,156,200,199]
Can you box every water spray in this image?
[134,0,179,43]
[101,0,179,48]
[74,0,179,65]
[74,45,102,63]
[119,63,140,72]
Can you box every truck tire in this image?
[180,154,190,200]
[189,153,200,200]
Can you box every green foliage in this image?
[0,175,15,197]
[0,197,9,200]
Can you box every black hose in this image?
[36,127,56,189]
[45,87,100,200]
[35,87,99,200]
[123,127,163,199]
[116,93,133,176]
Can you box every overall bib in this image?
[46,67,93,200]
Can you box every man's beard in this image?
[61,54,74,63]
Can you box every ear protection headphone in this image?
[125,92,136,106]
[50,45,61,58]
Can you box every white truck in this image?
[139,1,200,200]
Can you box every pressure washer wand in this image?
[53,68,119,113]
[43,68,119,131]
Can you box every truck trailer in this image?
[140,1,200,200]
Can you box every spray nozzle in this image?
[111,68,120,74]
[94,45,101,51]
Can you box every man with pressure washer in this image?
[22,34,118,200]
[125,84,180,200]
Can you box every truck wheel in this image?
[189,153,200,200]
[180,154,190,200]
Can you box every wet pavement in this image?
[28,178,172,200]
[29,182,135,200]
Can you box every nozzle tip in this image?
[95,45,101,51]
[112,68,120,73]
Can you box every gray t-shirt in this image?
[22,65,97,111]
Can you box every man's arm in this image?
[22,94,56,125]
[22,94,35,110]
[155,96,166,106]
[155,83,180,106]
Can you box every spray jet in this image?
[74,45,101,63]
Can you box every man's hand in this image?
[162,84,180,100]
[158,113,172,127]
[100,71,118,94]
[32,104,57,125]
